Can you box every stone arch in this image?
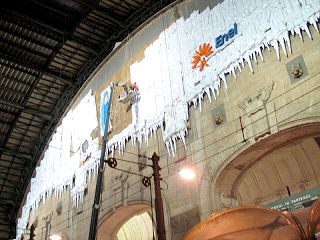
[97,198,172,240]
[199,121,320,219]
[97,201,152,240]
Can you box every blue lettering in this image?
[215,23,238,49]
[228,29,234,38]
[223,33,229,42]
[215,35,224,48]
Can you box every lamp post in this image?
[151,152,166,240]
[105,152,167,240]
[88,84,114,240]
[88,82,140,240]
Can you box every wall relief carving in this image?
[238,82,274,142]
[291,63,303,78]
[220,193,239,210]
[111,167,131,208]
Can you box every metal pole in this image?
[286,186,291,196]
[151,152,166,240]
[88,84,114,240]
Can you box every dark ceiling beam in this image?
[61,44,90,59]
[54,54,84,68]
[0,85,26,98]
[7,136,35,147]
[84,16,115,33]
[71,0,125,21]
[0,191,13,199]
[130,0,142,5]
[0,25,55,51]
[28,0,79,20]
[0,108,16,116]
[1,9,99,55]
[95,5,126,20]
[0,72,32,88]
[0,156,26,166]
[0,61,38,78]
[28,92,57,106]
[76,25,107,40]
[0,166,25,173]
[93,8,125,26]
[0,98,52,120]
[2,9,64,41]
[118,0,136,10]
[0,52,74,85]
[6,8,65,34]
[70,38,100,55]
[90,10,124,28]
[106,0,132,12]
[0,120,13,125]
[68,36,100,55]
[0,178,20,188]
[50,60,79,72]
[11,127,39,139]
[0,228,11,232]
[0,170,21,178]
[0,38,50,60]
[72,30,99,43]
[0,220,15,225]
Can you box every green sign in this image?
[265,186,320,212]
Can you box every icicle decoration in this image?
[15,90,99,239]
[126,0,320,155]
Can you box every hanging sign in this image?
[100,86,112,137]
[265,186,320,212]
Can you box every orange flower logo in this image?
[192,43,214,71]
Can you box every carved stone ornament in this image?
[291,63,303,78]
[238,82,274,142]
[215,111,224,125]
[56,202,62,215]
[238,81,274,114]
[220,193,239,209]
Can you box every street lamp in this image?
[49,234,63,240]
[179,168,196,180]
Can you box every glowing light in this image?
[179,168,196,180]
[49,234,63,240]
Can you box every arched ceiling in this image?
[235,134,320,206]
[116,212,153,240]
[217,123,320,208]
[97,203,151,240]
[0,1,176,238]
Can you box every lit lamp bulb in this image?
[49,234,63,240]
[179,168,196,180]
